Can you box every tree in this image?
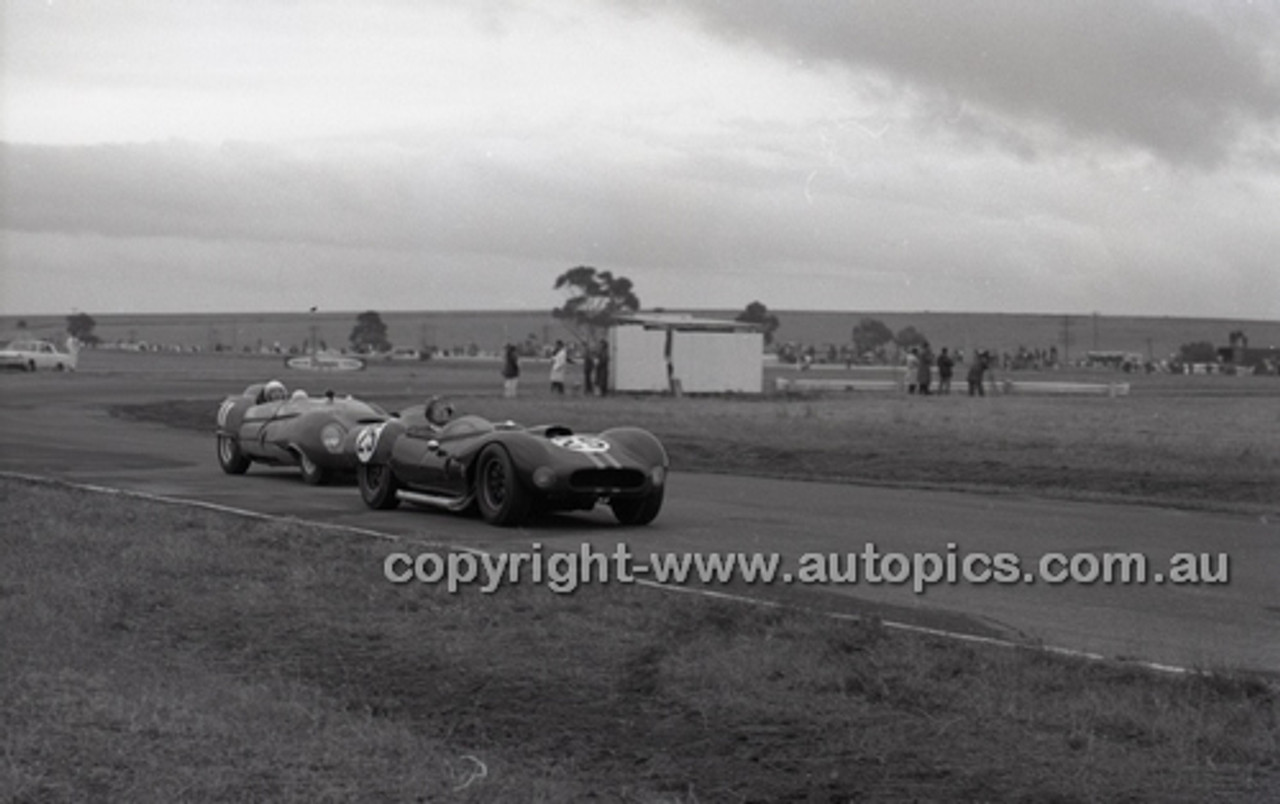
[895,325,929,349]
[851,318,894,358]
[735,301,780,346]
[552,266,640,342]
[66,312,99,345]
[349,310,391,354]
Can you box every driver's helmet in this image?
[425,396,455,426]
[264,380,289,402]
[290,389,308,401]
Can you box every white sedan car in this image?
[0,339,79,371]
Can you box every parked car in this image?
[216,380,389,484]
[0,338,79,371]
[355,398,668,526]
[378,346,424,361]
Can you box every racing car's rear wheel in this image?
[611,487,664,526]
[297,450,329,486]
[358,463,400,510]
[476,445,531,526]
[217,435,251,475]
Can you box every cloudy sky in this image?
[3,0,1278,319]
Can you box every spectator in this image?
[501,343,520,398]
[917,343,934,396]
[967,351,990,396]
[936,347,954,395]
[582,341,596,396]
[595,338,610,396]
[904,348,920,394]
[549,340,569,394]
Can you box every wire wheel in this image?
[476,445,531,526]
[358,462,400,509]
[216,435,250,475]
[611,486,664,526]
[298,450,328,485]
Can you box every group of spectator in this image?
[905,344,994,396]
[502,338,610,399]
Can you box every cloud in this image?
[670,0,1280,166]
[5,123,1279,319]
[3,2,1278,319]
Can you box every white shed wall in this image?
[612,325,670,392]
[611,326,763,393]
[671,331,763,393]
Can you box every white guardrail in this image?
[775,375,1131,397]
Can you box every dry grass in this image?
[3,477,1277,802]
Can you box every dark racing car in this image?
[354,398,668,526]
[216,380,389,484]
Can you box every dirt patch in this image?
[109,398,217,432]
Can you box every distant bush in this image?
[1178,341,1217,363]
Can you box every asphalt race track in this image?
[3,361,1278,674]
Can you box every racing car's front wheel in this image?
[358,462,401,510]
[217,435,251,475]
[297,450,329,486]
[476,445,531,526]
[611,487,664,526]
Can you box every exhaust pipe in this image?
[397,489,472,512]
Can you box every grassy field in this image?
[106,352,1280,512]
[3,477,1277,802]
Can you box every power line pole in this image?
[1061,314,1072,365]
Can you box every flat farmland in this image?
[5,309,1278,360]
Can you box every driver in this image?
[263,380,289,402]
[406,395,456,438]
[425,396,455,428]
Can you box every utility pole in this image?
[1061,315,1072,365]
[1092,311,1099,352]
[309,306,318,355]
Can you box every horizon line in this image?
[3,308,1277,325]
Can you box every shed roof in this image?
[613,312,761,332]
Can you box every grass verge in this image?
[3,477,1277,802]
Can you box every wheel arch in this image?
[216,396,252,435]
[600,427,669,467]
[358,419,408,466]
[464,433,550,489]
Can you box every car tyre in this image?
[611,487,664,526]
[217,435,251,475]
[475,445,531,526]
[297,450,329,485]
[358,462,400,509]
